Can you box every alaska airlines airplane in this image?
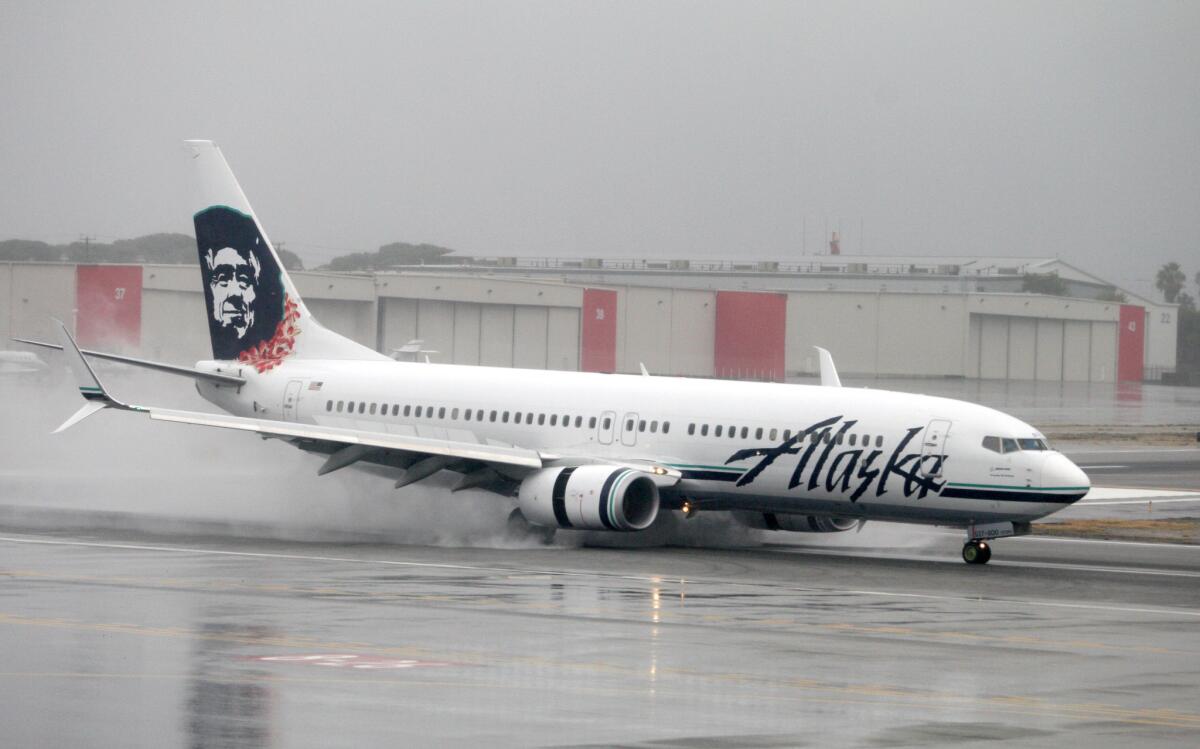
[23,141,1090,565]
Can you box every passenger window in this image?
[862,433,870,447]
[513,411,522,423]
[336,401,344,413]
[527,413,535,424]
[650,420,658,433]
[1001,438,1018,453]
[740,427,748,439]
[539,414,547,426]
[639,420,646,432]
[415,406,422,417]
[326,400,333,412]
[589,417,597,428]
[476,409,484,421]
[381,403,388,415]
[701,424,709,436]
[626,419,634,431]
[688,423,696,436]
[982,436,1001,453]
[602,417,611,429]
[783,430,791,441]
[438,407,445,419]
[755,427,763,439]
[728,425,735,438]
[769,428,777,441]
[347,401,355,412]
[715,425,723,437]
[369,403,378,415]
[502,411,510,423]
[391,405,398,416]
[452,408,459,419]
[662,422,670,434]
[550,414,557,426]
[575,416,583,428]
[562,414,569,425]
[464,409,472,421]
[849,434,857,446]
[876,436,883,448]
[489,410,497,422]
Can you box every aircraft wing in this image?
[46,320,682,497]
[148,406,543,472]
[46,320,544,493]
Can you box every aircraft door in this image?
[597,410,616,445]
[920,419,952,477]
[620,412,639,447]
[282,380,303,422]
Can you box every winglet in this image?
[51,319,133,432]
[814,346,842,387]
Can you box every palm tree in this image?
[1156,262,1185,303]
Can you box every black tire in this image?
[962,542,979,564]
[977,542,992,564]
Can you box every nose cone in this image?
[1043,452,1091,502]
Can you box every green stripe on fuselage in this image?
[946,482,1090,492]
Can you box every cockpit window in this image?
[984,435,1050,453]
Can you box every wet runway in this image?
[1063,446,1200,492]
[2,521,1199,747]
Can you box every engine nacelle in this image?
[733,511,859,533]
[518,466,660,531]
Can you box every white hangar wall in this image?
[0,263,1136,384]
[375,275,583,371]
[785,292,968,378]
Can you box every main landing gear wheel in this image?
[962,540,992,565]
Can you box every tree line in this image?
[0,234,305,270]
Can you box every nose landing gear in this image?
[962,540,992,565]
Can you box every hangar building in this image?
[0,255,1176,383]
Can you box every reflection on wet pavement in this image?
[2,530,1199,746]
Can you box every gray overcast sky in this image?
[1,1,1197,298]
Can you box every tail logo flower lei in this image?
[238,295,300,373]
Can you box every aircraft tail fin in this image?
[184,140,388,370]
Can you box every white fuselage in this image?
[197,358,1091,528]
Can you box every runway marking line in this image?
[1079,497,1200,506]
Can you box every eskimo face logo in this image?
[206,245,261,339]
[194,205,286,361]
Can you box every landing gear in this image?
[962,540,992,565]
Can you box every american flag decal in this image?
[308,381,323,391]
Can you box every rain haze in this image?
[1,1,1198,299]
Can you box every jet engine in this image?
[518,466,660,531]
[733,511,860,533]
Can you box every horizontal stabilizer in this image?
[12,337,244,386]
